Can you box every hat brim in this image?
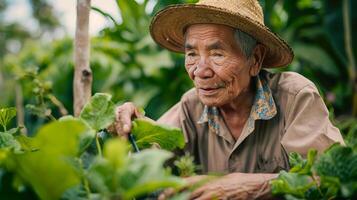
[150,4,294,68]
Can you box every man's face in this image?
[184,24,254,106]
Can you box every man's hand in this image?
[158,175,212,200]
[111,102,143,138]
[189,173,277,200]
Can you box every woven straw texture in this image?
[150,0,294,68]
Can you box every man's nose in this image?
[194,58,214,78]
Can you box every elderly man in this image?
[114,0,344,199]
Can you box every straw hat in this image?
[150,0,294,68]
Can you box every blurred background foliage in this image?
[0,0,356,136]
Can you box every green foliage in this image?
[289,149,317,175]
[131,118,185,151]
[271,171,315,198]
[271,136,357,199]
[261,0,357,116]
[174,152,196,177]
[79,93,116,131]
[120,149,184,199]
[5,119,92,200]
[0,97,190,200]
[0,132,21,153]
[0,107,16,131]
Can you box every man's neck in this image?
[219,81,256,140]
[219,82,255,117]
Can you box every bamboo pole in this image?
[73,0,92,117]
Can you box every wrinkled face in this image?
[184,24,254,106]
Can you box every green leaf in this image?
[103,138,129,169]
[0,107,16,131]
[59,115,96,154]
[271,171,315,198]
[289,152,305,172]
[136,51,174,76]
[294,43,339,76]
[174,153,196,177]
[7,119,92,200]
[314,144,357,183]
[80,93,116,131]
[15,134,38,152]
[289,149,317,175]
[0,131,21,152]
[61,185,88,200]
[131,118,185,151]
[122,149,185,199]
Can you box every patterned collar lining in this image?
[197,74,277,135]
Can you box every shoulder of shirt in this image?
[264,70,319,96]
[178,88,205,121]
[180,88,200,103]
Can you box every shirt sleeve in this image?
[157,102,182,128]
[281,84,345,156]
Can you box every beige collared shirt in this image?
[158,70,344,174]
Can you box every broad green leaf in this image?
[294,43,339,76]
[86,159,113,195]
[0,131,21,152]
[293,149,317,175]
[0,107,16,131]
[131,118,185,151]
[7,119,93,200]
[14,134,38,152]
[314,144,357,183]
[136,51,174,76]
[59,115,96,154]
[121,149,185,199]
[80,93,116,131]
[61,185,88,200]
[0,149,9,165]
[289,152,305,172]
[103,138,129,169]
[271,171,315,198]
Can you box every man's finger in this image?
[194,191,221,200]
[158,188,175,200]
[189,186,205,200]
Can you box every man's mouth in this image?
[198,87,222,95]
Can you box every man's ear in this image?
[249,44,266,76]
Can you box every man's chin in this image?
[198,96,224,107]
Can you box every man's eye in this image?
[212,53,223,57]
[187,52,196,57]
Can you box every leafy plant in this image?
[174,152,196,177]
[0,107,16,131]
[271,133,357,199]
[131,118,185,151]
[0,92,189,200]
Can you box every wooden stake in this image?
[74,0,92,117]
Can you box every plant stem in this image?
[15,83,27,135]
[79,158,91,197]
[311,174,323,196]
[47,114,57,122]
[48,94,68,116]
[96,133,102,157]
[343,0,357,116]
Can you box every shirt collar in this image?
[197,73,277,135]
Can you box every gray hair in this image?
[234,29,257,58]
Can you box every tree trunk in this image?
[73,0,92,117]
